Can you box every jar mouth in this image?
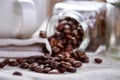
[46,10,89,51]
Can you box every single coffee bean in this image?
[54,31,61,38]
[64,29,71,35]
[66,35,73,39]
[0,62,5,68]
[56,23,65,32]
[49,37,57,47]
[29,63,38,71]
[20,63,29,69]
[52,46,61,53]
[48,69,60,74]
[57,43,64,49]
[3,59,10,65]
[61,61,72,69]
[16,58,26,64]
[62,51,71,58]
[26,58,35,64]
[67,67,77,73]
[34,66,43,73]
[49,61,58,69]
[72,61,82,68]
[64,24,70,29]
[43,67,51,73]
[57,54,65,60]
[72,52,79,60]
[39,31,47,38]
[9,61,18,66]
[58,67,66,73]
[13,71,22,76]
[94,58,103,64]
[64,58,75,64]
[81,57,89,63]
[72,37,78,45]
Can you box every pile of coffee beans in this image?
[48,17,84,56]
[0,49,89,74]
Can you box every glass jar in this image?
[106,0,120,59]
[46,10,89,52]
[52,1,106,54]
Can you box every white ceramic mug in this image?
[0,0,38,38]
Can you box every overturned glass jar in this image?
[47,1,106,54]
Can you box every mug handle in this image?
[17,0,37,38]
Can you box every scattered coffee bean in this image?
[0,62,5,68]
[94,58,103,64]
[34,66,43,73]
[3,58,9,65]
[9,61,18,66]
[72,61,82,68]
[43,67,51,73]
[29,63,38,71]
[13,71,22,76]
[16,58,26,64]
[20,63,29,69]
[52,46,61,53]
[49,61,58,69]
[48,69,60,74]
[58,67,66,73]
[61,61,72,69]
[67,67,77,73]
[39,31,47,38]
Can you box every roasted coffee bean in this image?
[61,61,72,69]
[64,29,71,35]
[62,51,71,58]
[9,61,18,66]
[37,60,44,64]
[64,58,75,64]
[67,67,77,73]
[54,31,61,38]
[3,58,10,65]
[72,61,82,68]
[43,67,51,73]
[49,61,58,69]
[52,46,61,53]
[39,31,47,38]
[56,23,65,31]
[13,71,22,76]
[72,29,78,35]
[44,59,51,64]
[94,58,103,64]
[49,37,57,47]
[66,35,73,39]
[16,58,26,64]
[72,37,78,45]
[57,43,64,49]
[0,62,5,68]
[64,24,70,29]
[48,69,60,74]
[72,52,79,60]
[26,58,35,64]
[58,67,66,73]
[57,54,65,60]
[39,65,45,69]
[20,63,29,69]
[81,57,89,63]
[29,63,38,71]
[34,66,43,73]
[42,55,51,60]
